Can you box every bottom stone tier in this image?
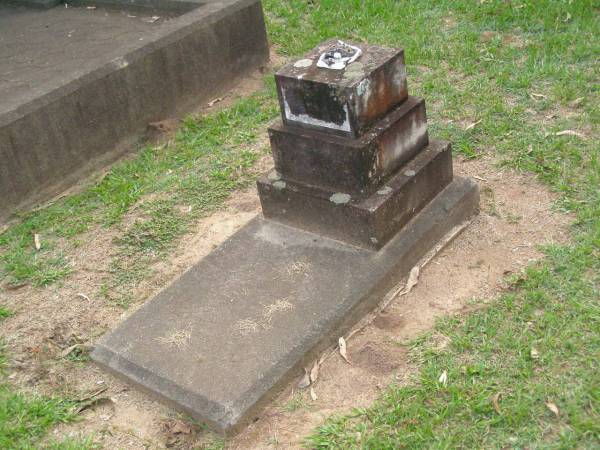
[258,139,453,249]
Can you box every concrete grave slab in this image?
[0,0,269,222]
[92,177,479,434]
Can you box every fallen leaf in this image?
[77,293,90,302]
[438,370,448,386]
[404,266,420,294]
[555,129,585,138]
[530,347,539,359]
[465,119,482,130]
[60,343,89,358]
[297,369,310,389]
[76,386,108,403]
[34,233,41,251]
[310,387,318,401]
[309,359,320,384]
[492,392,501,414]
[171,420,193,435]
[338,337,350,364]
[75,396,114,414]
[207,97,223,107]
[546,401,560,418]
[570,97,584,108]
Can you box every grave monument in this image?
[92,40,479,434]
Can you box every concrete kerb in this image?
[0,0,269,222]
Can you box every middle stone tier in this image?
[269,96,428,196]
[258,139,453,250]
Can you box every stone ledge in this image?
[258,140,453,249]
[269,96,428,195]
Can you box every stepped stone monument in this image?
[259,40,450,249]
[92,40,479,434]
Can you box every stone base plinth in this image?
[258,140,453,249]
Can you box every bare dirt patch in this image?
[0,148,571,448]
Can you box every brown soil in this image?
[0,52,571,449]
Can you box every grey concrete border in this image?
[0,0,269,222]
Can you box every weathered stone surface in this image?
[275,39,407,137]
[91,177,479,434]
[269,96,428,195]
[258,140,453,249]
[11,0,60,8]
[0,0,269,222]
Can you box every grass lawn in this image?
[0,311,95,449]
[0,0,598,448]
[262,0,599,447]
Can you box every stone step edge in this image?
[269,96,429,195]
[258,140,453,249]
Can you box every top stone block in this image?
[275,40,408,138]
